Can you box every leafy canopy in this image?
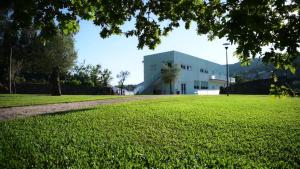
[30,33,77,74]
[67,62,113,87]
[3,0,299,61]
[2,0,299,94]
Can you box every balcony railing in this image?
[209,75,235,83]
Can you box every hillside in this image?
[228,58,300,80]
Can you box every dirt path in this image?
[0,95,164,121]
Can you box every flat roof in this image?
[144,50,223,66]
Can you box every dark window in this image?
[200,69,204,72]
[181,64,186,69]
[181,83,186,94]
[194,80,200,89]
[201,81,208,89]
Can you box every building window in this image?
[181,64,186,70]
[194,80,200,89]
[212,71,215,75]
[187,65,192,71]
[200,68,208,73]
[200,81,208,89]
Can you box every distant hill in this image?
[226,57,300,93]
[228,58,300,81]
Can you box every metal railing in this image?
[209,75,235,83]
[140,72,161,94]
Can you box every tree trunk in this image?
[9,47,12,94]
[169,81,173,94]
[12,74,16,94]
[120,84,123,95]
[50,66,61,96]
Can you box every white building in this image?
[142,51,235,94]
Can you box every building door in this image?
[181,83,186,94]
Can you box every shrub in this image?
[68,79,81,86]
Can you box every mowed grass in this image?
[0,95,299,168]
[0,94,124,108]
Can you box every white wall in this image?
[173,51,226,94]
[144,51,228,94]
[197,90,220,95]
[144,51,174,94]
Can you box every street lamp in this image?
[223,43,230,96]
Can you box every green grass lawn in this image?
[0,94,125,108]
[0,95,299,168]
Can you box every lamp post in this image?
[223,43,230,96]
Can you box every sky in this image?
[74,20,239,85]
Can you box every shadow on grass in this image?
[40,107,97,117]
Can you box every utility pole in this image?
[9,47,12,94]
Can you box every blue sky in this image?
[74,20,239,85]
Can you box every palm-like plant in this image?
[161,63,180,94]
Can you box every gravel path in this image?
[0,95,164,121]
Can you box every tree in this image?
[207,0,299,95]
[0,9,20,93]
[67,62,113,87]
[31,34,77,95]
[2,0,299,95]
[89,64,102,87]
[69,62,94,87]
[161,63,180,94]
[11,27,39,93]
[0,9,39,90]
[234,75,246,84]
[0,9,38,93]
[90,64,113,87]
[117,71,130,95]
[99,69,113,87]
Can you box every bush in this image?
[0,83,8,93]
[82,80,95,87]
[68,79,81,86]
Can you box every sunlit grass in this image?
[0,95,299,168]
[0,94,125,108]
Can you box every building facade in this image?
[143,51,234,94]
